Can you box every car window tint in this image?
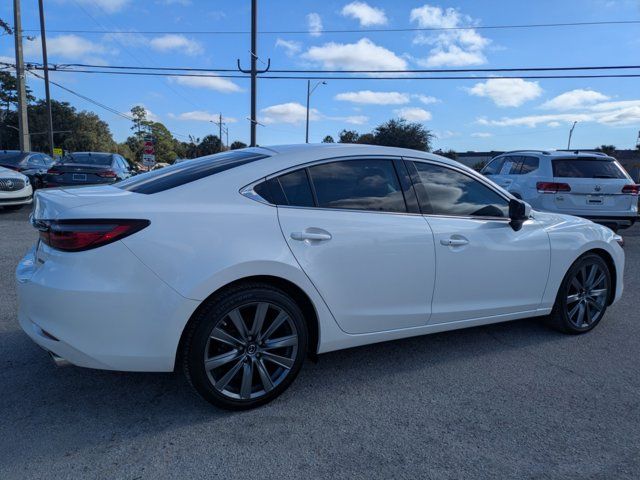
[413,162,509,218]
[500,156,518,175]
[63,153,113,166]
[481,157,506,175]
[117,150,269,194]
[552,158,628,179]
[307,159,406,213]
[519,156,539,175]
[277,170,315,207]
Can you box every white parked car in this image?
[0,166,33,210]
[481,150,638,231]
[16,145,625,409]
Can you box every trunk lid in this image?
[48,163,114,185]
[33,185,133,220]
[551,156,635,212]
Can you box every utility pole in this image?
[249,0,257,147]
[38,0,54,156]
[567,121,577,150]
[218,113,223,150]
[13,0,31,151]
[305,80,326,143]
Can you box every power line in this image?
[20,19,640,35]
[44,62,640,74]
[18,66,640,81]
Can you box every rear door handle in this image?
[440,237,469,247]
[290,231,332,242]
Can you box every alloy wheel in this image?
[203,302,299,400]
[565,262,608,329]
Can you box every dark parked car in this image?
[44,152,133,187]
[0,150,55,189]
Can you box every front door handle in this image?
[440,237,469,247]
[290,231,332,242]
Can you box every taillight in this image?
[36,219,150,252]
[97,170,117,178]
[622,184,639,195]
[46,168,61,176]
[537,182,572,193]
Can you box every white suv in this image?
[482,150,638,231]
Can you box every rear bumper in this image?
[16,243,199,372]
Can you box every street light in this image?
[305,80,327,143]
[567,121,578,150]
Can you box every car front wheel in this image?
[547,253,612,334]
[182,283,308,410]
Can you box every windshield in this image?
[117,150,269,194]
[552,158,629,179]
[0,151,27,166]
[62,153,113,166]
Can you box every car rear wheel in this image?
[182,283,308,410]
[547,253,611,334]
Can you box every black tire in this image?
[547,253,611,334]
[182,282,308,410]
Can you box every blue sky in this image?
[2,0,640,151]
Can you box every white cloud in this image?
[275,38,302,57]
[413,94,439,105]
[328,115,369,125]
[335,90,409,105]
[468,79,543,107]
[261,102,319,124]
[307,13,323,37]
[171,75,243,93]
[64,0,129,13]
[150,34,203,56]
[547,121,561,127]
[471,132,493,138]
[302,38,407,72]
[394,107,432,122]
[410,5,490,67]
[341,2,388,26]
[24,34,108,61]
[171,111,238,123]
[541,89,610,110]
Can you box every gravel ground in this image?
[1,206,639,479]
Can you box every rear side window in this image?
[307,159,406,213]
[412,161,509,218]
[0,152,27,166]
[278,170,315,207]
[519,156,539,174]
[118,151,269,194]
[552,158,628,179]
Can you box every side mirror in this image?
[508,198,530,231]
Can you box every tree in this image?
[373,118,433,151]
[472,160,488,172]
[434,149,457,160]
[338,129,360,143]
[357,133,375,145]
[230,140,247,150]
[322,135,335,143]
[596,145,616,156]
[197,135,223,156]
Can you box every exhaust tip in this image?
[49,351,71,368]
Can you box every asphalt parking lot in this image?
[1,207,639,479]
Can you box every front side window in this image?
[481,157,506,176]
[413,162,509,218]
[307,159,406,213]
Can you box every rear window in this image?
[0,151,27,166]
[63,154,113,166]
[552,158,629,179]
[118,150,269,194]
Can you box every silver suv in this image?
[481,150,638,231]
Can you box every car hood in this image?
[531,209,603,232]
[0,166,28,181]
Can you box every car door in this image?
[407,159,550,324]
[275,158,436,334]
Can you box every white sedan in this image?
[16,144,625,409]
[0,166,33,210]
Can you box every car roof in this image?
[495,150,614,159]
